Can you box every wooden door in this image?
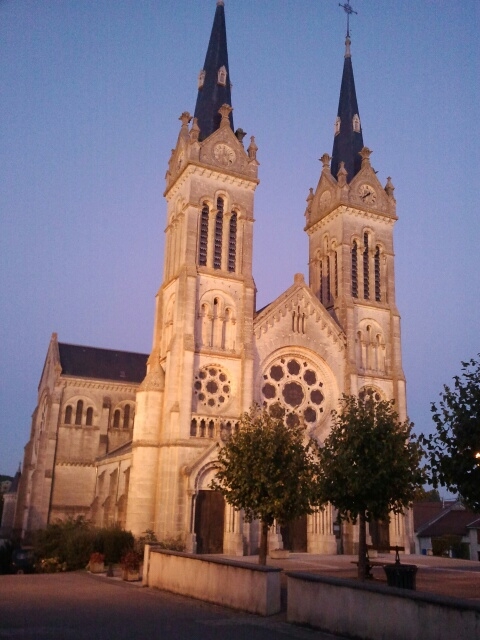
[281,515,307,552]
[194,490,225,554]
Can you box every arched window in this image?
[123,404,130,429]
[65,406,72,425]
[351,241,358,298]
[113,409,120,429]
[198,203,209,266]
[86,407,93,426]
[334,251,338,298]
[319,260,324,303]
[213,197,224,269]
[375,246,381,302]
[208,420,214,438]
[75,400,83,425]
[228,212,237,272]
[190,419,197,437]
[200,419,206,437]
[326,255,331,304]
[363,233,369,299]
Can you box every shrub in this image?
[155,536,186,552]
[120,550,141,571]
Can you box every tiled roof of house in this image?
[58,343,148,383]
[416,503,479,538]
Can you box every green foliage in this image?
[431,535,469,559]
[316,395,425,523]
[421,357,480,512]
[414,487,441,503]
[33,517,135,570]
[211,406,319,528]
[94,525,134,564]
[316,394,425,580]
[154,536,186,552]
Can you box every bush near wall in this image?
[32,518,135,571]
[432,534,470,559]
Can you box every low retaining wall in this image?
[144,546,281,616]
[286,571,480,640]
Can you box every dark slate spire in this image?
[194,1,234,141]
[330,35,364,183]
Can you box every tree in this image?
[316,395,425,580]
[421,356,480,512]
[210,406,319,564]
[413,487,441,503]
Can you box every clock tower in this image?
[305,32,406,420]
[126,0,259,551]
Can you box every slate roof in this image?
[331,36,364,182]
[194,0,234,140]
[418,509,478,538]
[58,343,148,384]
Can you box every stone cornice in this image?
[61,376,140,393]
[305,205,397,236]
[164,163,259,199]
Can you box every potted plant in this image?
[88,552,105,574]
[120,550,141,581]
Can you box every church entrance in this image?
[280,515,307,552]
[194,490,225,554]
[369,519,390,551]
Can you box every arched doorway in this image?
[194,490,225,554]
[280,515,307,552]
[369,519,390,551]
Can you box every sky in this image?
[0,0,479,485]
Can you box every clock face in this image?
[214,143,236,166]
[358,184,376,205]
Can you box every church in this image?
[11,1,413,556]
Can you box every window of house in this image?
[113,409,120,429]
[65,405,72,424]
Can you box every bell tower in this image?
[304,25,406,420]
[126,0,259,543]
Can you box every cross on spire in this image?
[339,1,358,37]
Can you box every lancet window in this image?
[198,203,209,266]
[375,246,381,302]
[228,212,237,272]
[213,197,224,269]
[363,233,369,299]
[351,241,358,298]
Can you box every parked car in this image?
[11,548,35,574]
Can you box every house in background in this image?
[414,500,480,561]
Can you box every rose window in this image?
[193,366,232,410]
[261,357,325,428]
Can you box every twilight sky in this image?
[1,0,478,486]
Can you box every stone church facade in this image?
[13,2,413,556]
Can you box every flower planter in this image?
[89,562,105,574]
[122,569,140,582]
[269,549,290,559]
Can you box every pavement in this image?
[0,553,478,639]
[224,551,480,602]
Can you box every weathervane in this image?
[339,1,358,37]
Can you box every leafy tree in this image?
[211,406,319,564]
[421,356,480,512]
[316,395,425,580]
[413,487,441,502]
